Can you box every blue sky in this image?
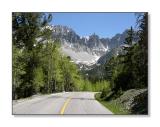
[50,13,137,38]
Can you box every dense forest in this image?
[12,12,148,114]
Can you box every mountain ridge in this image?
[49,25,129,66]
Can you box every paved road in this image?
[13,92,112,115]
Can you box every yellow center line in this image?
[60,97,71,115]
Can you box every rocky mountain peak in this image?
[49,25,131,66]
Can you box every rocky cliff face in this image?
[50,25,128,66]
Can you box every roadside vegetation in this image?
[95,93,129,114]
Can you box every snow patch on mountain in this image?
[61,45,100,66]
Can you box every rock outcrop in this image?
[115,89,148,114]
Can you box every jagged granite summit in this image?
[50,25,128,66]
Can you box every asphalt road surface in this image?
[13,92,113,115]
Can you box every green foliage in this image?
[41,41,62,93]
[124,26,134,46]
[82,80,110,92]
[82,80,92,91]
[59,55,81,91]
[33,67,44,93]
[12,45,26,99]
[112,63,133,91]
[93,81,110,92]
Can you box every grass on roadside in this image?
[95,93,129,115]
